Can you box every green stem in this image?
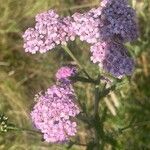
[20,127,41,134]
[7,125,41,135]
[93,75,116,150]
[94,75,102,117]
[62,46,93,81]
[94,85,100,118]
[100,84,116,98]
[119,120,150,133]
[71,76,96,84]
[93,76,102,150]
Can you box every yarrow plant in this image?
[10,0,139,149]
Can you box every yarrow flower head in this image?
[23,10,76,54]
[99,0,139,42]
[71,0,138,44]
[72,12,100,44]
[23,1,139,79]
[90,41,134,78]
[56,65,78,82]
[31,83,80,143]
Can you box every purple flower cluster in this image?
[90,41,134,78]
[23,10,75,54]
[88,0,138,78]
[71,0,138,44]
[71,0,137,78]
[56,65,77,82]
[100,0,138,42]
[31,83,80,143]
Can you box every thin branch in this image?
[19,127,41,134]
[111,120,150,137]
[71,76,96,84]
[62,46,94,81]
[119,120,150,132]
[7,125,41,135]
[94,85,100,118]
[93,75,102,150]
[100,84,116,98]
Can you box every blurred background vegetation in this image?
[0,0,150,149]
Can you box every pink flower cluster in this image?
[31,83,80,143]
[89,0,137,78]
[56,65,77,82]
[90,41,134,78]
[31,66,79,143]
[71,0,138,44]
[23,0,139,78]
[23,10,75,54]
[72,12,100,44]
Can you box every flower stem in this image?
[7,125,41,135]
[93,76,103,150]
[94,85,100,118]
[62,46,93,81]
[71,76,96,84]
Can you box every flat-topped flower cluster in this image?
[23,0,138,78]
[31,66,80,143]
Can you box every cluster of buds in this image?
[55,65,78,83]
[0,114,8,133]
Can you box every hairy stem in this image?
[93,76,103,150]
[93,75,118,149]
[62,46,93,81]
[94,85,100,118]
[71,76,96,84]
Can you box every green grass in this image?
[0,0,150,149]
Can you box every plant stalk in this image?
[62,46,93,81]
[7,125,41,135]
